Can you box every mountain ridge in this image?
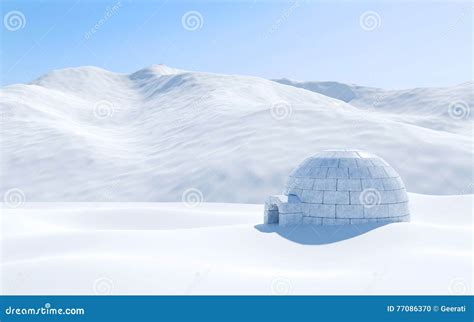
[1,65,472,201]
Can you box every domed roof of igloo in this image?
[264,149,409,226]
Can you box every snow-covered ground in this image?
[1,193,472,295]
[1,65,472,203]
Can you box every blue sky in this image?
[1,0,472,88]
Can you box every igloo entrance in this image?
[264,204,279,224]
[264,194,303,226]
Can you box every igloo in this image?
[264,150,409,226]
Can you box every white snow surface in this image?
[1,193,472,295]
[1,65,473,202]
[274,79,473,135]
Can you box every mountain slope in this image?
[274,79,473,135]
[0,66,472,202]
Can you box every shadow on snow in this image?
[254,222,391,245]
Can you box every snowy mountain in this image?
[1,65,472,202]
[274,79,473,135]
